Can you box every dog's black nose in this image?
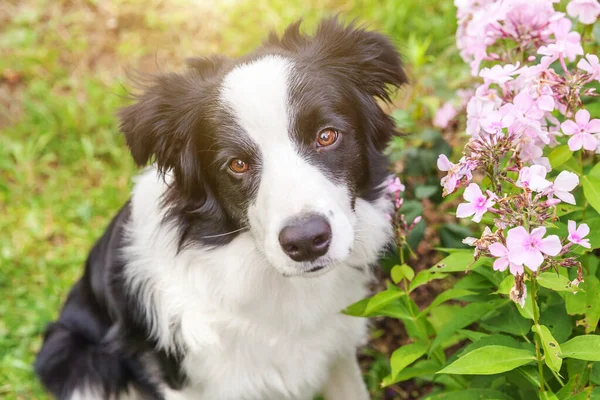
[279,214,332,262]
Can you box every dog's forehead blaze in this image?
[219,55,294,151]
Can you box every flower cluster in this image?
[437,0,599,306]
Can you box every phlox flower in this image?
[567,220,591,248]
[387,177,405,194]
[516,165,552,192]
[506,226,562,271]
[481,105,514,135]
[438,155,477,196]
[387,177,405,209]
[434,102,458,129]
[528,83,555,112]
[479,63,522,85]
[504,90,546,141]
[466,96,496,136]
[538,18,583,66]
[438,154,460,195]
[547,171,579,205]
[578,54,600,81]
[456,183,495,223]
[567,0,600,24]
[489,242,524,276]
[562,109,600,151]
[518,140,546,164]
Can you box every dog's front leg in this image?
[322,353,370,400]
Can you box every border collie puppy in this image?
[35,17,406,400]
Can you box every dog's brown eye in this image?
[316,128,339,148]
[229,158,249,174]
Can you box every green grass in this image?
[0,0,459,398]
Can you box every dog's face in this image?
[119,19,406,276]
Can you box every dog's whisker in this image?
[198,226,249,239]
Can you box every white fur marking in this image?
[220,55,356,275]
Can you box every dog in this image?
[34,17,406,400]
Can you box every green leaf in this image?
[387,342,429,383]
[516,366,541,388]
[538,272,580,293]
[363,289,405,316]
[381,359,440,386]
[591,362,600,385]
[495,275,515,295]
[569,387,594,400]
[533,324,562,372]
[431,251,483,273]
[421,288,476,315]
[459,330,490,342]
[391,264,415,283]
[590,162,600,179]
[582,276,600,333]
[455,273,495,291]
[343,289,405,317]
[429,299,508,353]
[480,304,532,337]
[516,282,538,321]
[549,145,573,169]
[555,204,583,217]
[454,333,532,360]
[423,389,514,400]
[539,391,560,400]
[438,345,536,375]
[560,335,600,361]
[582,175,600,215]
[415,185,438,199]
[540,304,573,343]
[409,270,448,292]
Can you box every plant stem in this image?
[399,241,405,265]
[531,276,545,393]
[579,151,590,274]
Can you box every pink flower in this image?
[438,154,459,194]
[568,220,591,248]
[516,165,552,192]
[387,177,405,209]
[505,90,545,140]
[481,106,515,135]
[387,177,405,194]
[466,97,496,136]
[567,0,600,24]
[434,102,458,129]
[528,83,555,112]
[479,63,522,85]
[578,54,600,80]
[538,18,583,65]
[561,109,600,151]
[489,242,524,276]
[506,226,562,271]
[548,171,579,205]
[456,183,495,223]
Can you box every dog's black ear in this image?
[118,62,222,197]
[272,17,407,102]
[312,18,407,102]
[119,72,198,169]
[185,55,229,79]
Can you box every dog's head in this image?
[119,18,406,277]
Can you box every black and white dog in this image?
[35,18,406,400]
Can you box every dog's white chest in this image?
[168,310,367,400]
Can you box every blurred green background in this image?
[0,0,465,398]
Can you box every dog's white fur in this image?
[120,55,393,400]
